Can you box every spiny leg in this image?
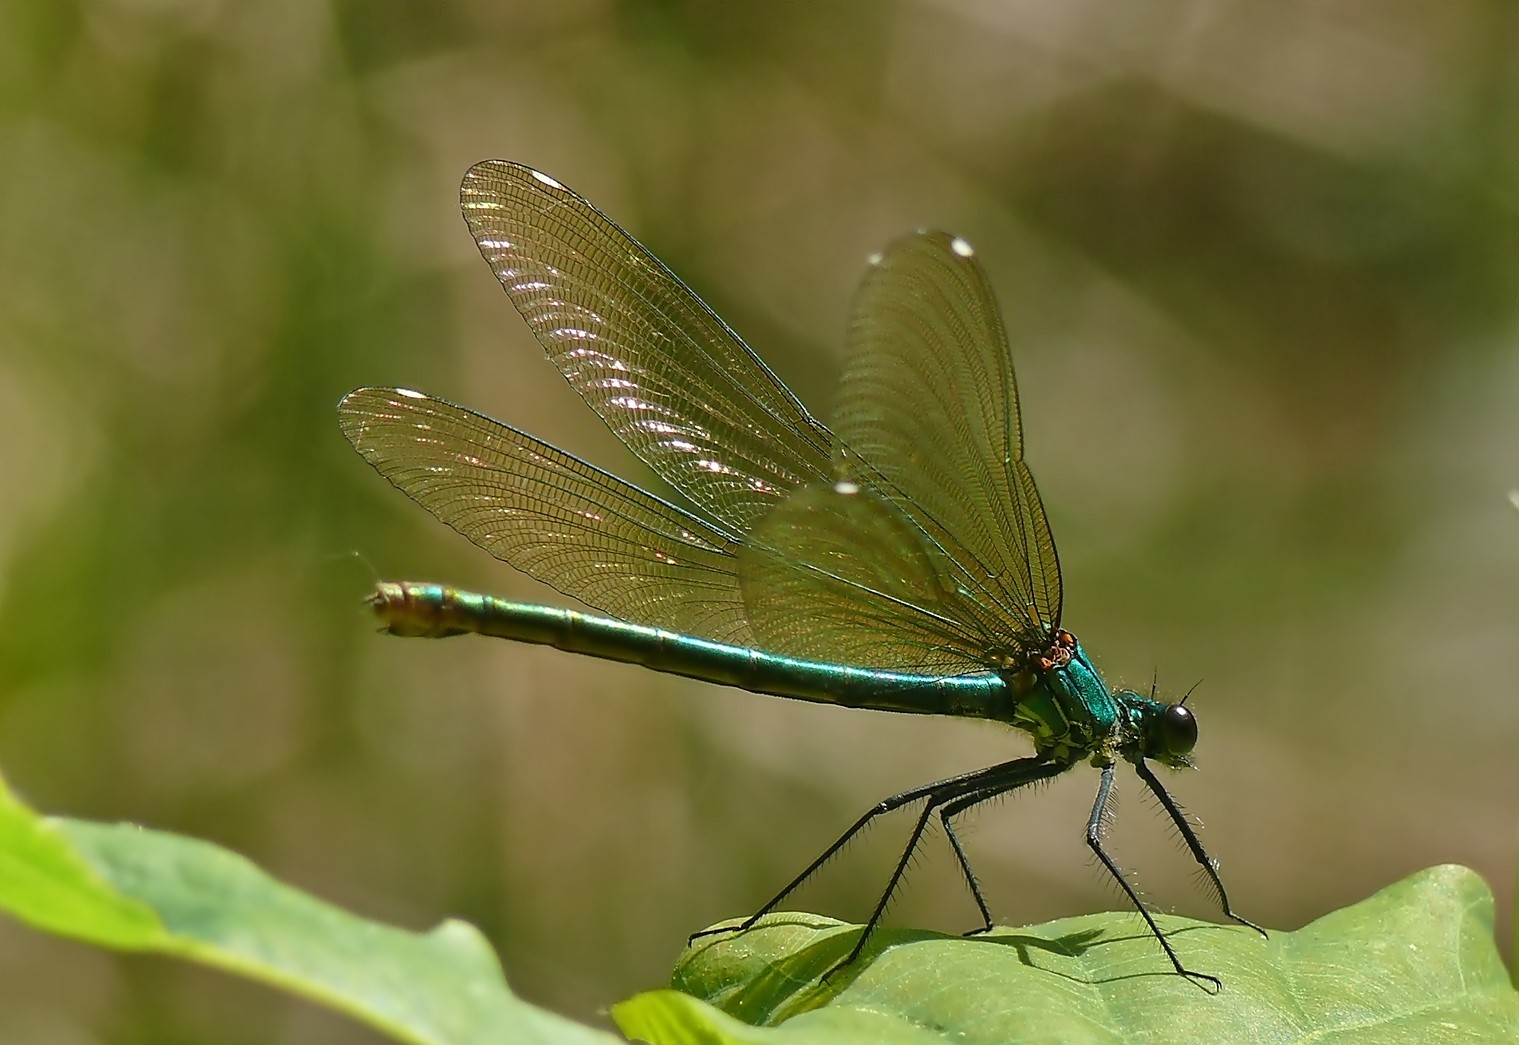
[941,789,995,934]
[1132,758,1266,938]
[833,757,1068,973]
[689,758,1043,944]
[832,788,943,972]
[939,760,1072,936]
[1086,762,1222,992]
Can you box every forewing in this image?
[339,387,754,645]
[833,231,1061,646]
[460,161,835,533]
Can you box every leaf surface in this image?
[616,866,1518,1044]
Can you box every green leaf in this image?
[0,772,614,1045]
[615,866,1519,1044]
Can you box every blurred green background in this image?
[2,1,1516,1041]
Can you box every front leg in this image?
[1085,761,1222,992]
[1132,757,1265,938]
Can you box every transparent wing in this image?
[350,171,1059,674]
[738,481,1005,674]
[832,231,1061,647]
[339,387,755,645]
[460,161,835,532]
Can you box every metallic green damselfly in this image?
[339,161,1263,989]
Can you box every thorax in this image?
[1005,630,1122,761]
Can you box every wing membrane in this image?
[738,481,1001,674]
[459,161,835,531]
[833,231,1061,646]
[339,387,754,645]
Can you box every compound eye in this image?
[1162,704,1198,756]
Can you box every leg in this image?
[832,787,941,970]
[937,763,1070,936]
[940,792,994,934]
[831,755,1070,973]
[689,756,1051,943]
[1131,758,1266,937]
[1085,762,1222,992]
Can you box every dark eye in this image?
[1162,704,1198,756]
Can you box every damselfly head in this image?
[1120,687,1200,768]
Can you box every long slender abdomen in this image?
[367,581,1014,721]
